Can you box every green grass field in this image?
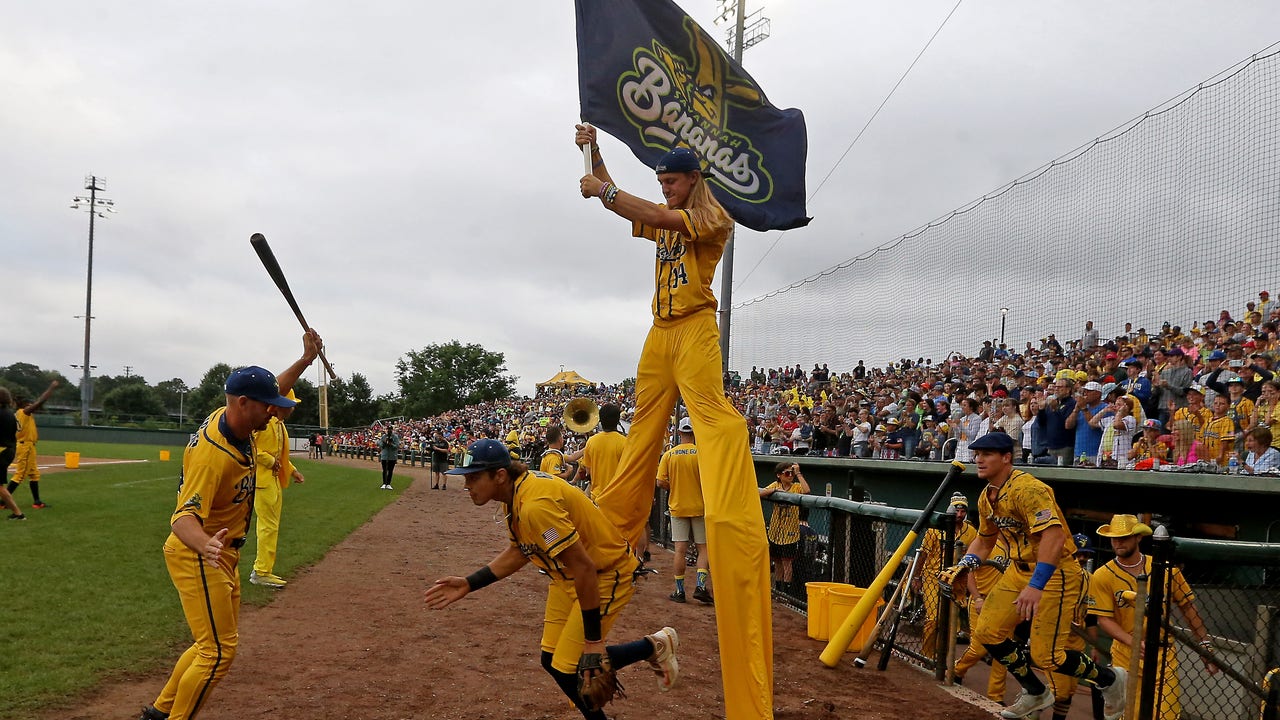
[1,441,393,719]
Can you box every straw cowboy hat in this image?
[1096,514,1153,538]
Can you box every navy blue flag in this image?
[576,0,811,232]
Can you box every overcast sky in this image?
[4,1,1278,397]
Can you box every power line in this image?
[732,0,964,292]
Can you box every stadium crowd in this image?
[338,292,1280,475]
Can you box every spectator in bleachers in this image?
[1154,348,1193,427]
[953,398,982,463]
[1243,426,1280,473]
[1037,377,1077,466]
[1066,381,1106,466]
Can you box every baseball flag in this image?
[576,0,811,232]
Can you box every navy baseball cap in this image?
[1208,350,1227,361]
[969,432,1015,452]
[224,366,296,408]
[655,147,701,174]
[445,438,513,475]
[1073,533,1094,555]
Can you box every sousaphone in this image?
[563,398,600,434]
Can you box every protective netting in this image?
[731,45,1280,372]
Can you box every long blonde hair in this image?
[688,171,731,221]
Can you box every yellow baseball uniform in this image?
[505,470,638,674]
[972,469,1088,676]
[919,522,978,658]
[252,416,292,577]
[1089,557,1194,719]
[580,430,626,498]
[954,534,1011,702]
[153,407,256,720]
[12,408,40,482]
[594,202,772,719]
[658,442,702,518]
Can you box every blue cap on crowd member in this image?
[224,366,297,408]
[1208,350,1227,361]
[655,147,701,174]
[1072,533,1094,555]
[1225,375,1245,385]
[969,431,1015,452]
[1123,357,1142,366]
[1142,418,1163,430]
[445,438,513,475]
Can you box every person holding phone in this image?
[759,462,810,590]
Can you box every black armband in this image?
[582,607,603,642]
[465,566,499,592]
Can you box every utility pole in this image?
[70,176,115,426]
[714,1,770,375]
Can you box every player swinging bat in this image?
[249,233,337,380]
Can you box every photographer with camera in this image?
[378,425,402,490]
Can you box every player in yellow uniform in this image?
[8,380,59,509]
[953,432,1127,720]
[577,126,772,719]
[249,389,305,589]
[539,425,574,481]
[952,533,1012,703]
[915,492,978,659]
[425,439,679,720]
[574,403,626,499]
[1089,514,1217,720]
[657,417,711,604]
[139,331,320,720]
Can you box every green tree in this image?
[154,378,190,412]
[0,364,76,406]
[327,373,381,427]
[101,384,166,418]
[186,363,234,423]
[394,341,516,418]
[287,377,319,427]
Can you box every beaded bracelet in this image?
[598,181,614,199]
[604,184,620,204]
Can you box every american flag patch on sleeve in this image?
[542,527,560,545]
[1034,509,1053,523]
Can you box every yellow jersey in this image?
[977,469,1078,566]
[658,442,703,517]
[763,478,805,544]
[581,431,626,497]
[505,470,635,587]
[633,204,733,325]
[921,521,979,574]
[253,415,293,489]
[539,448,568,478]
[169,407,256,543]
[15,409,36,443]
[1088,556,1194,668]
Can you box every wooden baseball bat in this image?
[249,233,337,380]
[821,461,965,668]
[853,548,919,667]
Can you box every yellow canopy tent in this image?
[536,369,595,390]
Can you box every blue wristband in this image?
[1028,562,1056,590]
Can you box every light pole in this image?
[1000,307,1010,346]
[713,0,771,374]
[70,175,115,426]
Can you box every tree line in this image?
[0,340,517,429]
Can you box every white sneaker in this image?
[1101,666,1127,720]
[999,688,1054,719]
[646,626,680,692]
[249,571,285,588]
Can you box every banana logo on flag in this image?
[618,16,773,201]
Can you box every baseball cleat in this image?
[249,571,285,588]
[646,626,680,692]
[668,590,686,603]
[693,587,714,605]
[32,503,48,509]
[1101,666,1127,720]
[8,513,26,520]
[139,704,170,720]
[999,688,1054,719]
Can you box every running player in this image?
[577,125,772,719]
[425,438,678,720]
[950,431,1128,720]
[139,330,320,720]
[8,380,59,508]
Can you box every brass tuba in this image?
[562,397,600,434]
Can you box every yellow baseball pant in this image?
[920,574,941,659]
[12,442,40,482]
[1111,641,1182,719]
[155,539,241,720]
[596,311,772,719]
[972,562,1084,674]
[543,565,638,674]
[253,477,283,576]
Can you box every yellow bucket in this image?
[159,450,171,461]
[827,585,886,653]
[64,452,80,469]
[805,582,846,640]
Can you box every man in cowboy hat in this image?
[1088,514,1218,719]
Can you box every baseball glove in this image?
[577,652,624,711]
[937,564,970,603]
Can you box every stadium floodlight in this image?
[1000,308,1010,346]
[69,175,116,426]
